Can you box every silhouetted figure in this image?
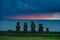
[39,24,43,33]
[16,22,20,32]
[24,22,28,32]
[31,21,35,32]
[46,27,49,33]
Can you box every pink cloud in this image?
[3,14,60,20]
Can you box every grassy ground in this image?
[0,36,60,40]
[0,32,60,40]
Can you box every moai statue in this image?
[31,21,35,32]
[16,22,20,32]
[46,27,49,33]
[39,24,43,33]
[24,22,28,32]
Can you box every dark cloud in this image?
[1,0,60,16]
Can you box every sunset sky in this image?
[0,0,60,32]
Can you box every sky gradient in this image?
[1,0,60,20]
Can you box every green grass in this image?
[0,36,60,40]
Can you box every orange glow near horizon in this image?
[3,14,60,20]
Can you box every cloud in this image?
[24,4,36,9]
[53,13,60,18]
[1,0,35,9]
[2,0,60,10]
[1,0,60,15]
[6,0,35,10]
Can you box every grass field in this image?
[0,32,60,40]
[0,36,60,40]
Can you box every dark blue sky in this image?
[1,0,60,17]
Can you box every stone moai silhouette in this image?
[46,27,49,33]
[24,22,28,32]
[16,22,20,32]
[39,24,43,33]
[31,21,35,32]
